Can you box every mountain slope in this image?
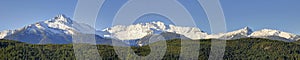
[221,27,253,39]
[250,29,300,42]
[0,14,99,44]
[103,21,208,40]
[205,27,300,42]
[0,30,15,39]
[206,27,253,40]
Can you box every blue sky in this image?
[1,0,300,34]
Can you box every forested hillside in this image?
[0,38,300,60]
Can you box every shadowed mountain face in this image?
[4,28,72,44]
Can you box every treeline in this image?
[0,38,300,60]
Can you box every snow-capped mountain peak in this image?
[221,27,253,39]
[249,29,300,42]
[0,14,97,44]
[205,27,253,40]
[53,14,69,22]
[103,21,168,40]
[100,22,300,42]
[37,14,75,34]
[103,21,207,40]
[236,26,253,35]
[243,26,253,35]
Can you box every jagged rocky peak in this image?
[52,14,72,23]
[243,26,251,30]
[226,26,253,35]
[41,14,74,30]
[54,14,67,20]
[242,26,253,35]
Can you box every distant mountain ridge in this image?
[103,21,300,42]
[0,14,300,45]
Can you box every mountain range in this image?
[1,14,300,46]
[102,20,300,42]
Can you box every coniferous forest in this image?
[1,38,300,60]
